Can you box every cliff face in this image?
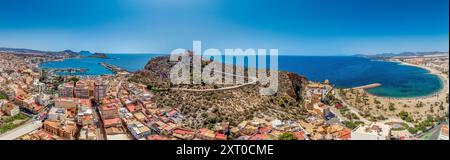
[286,72,308,101]
[132,55,309,127]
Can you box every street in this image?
[0,119,42,140]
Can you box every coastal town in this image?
[0,51,448,140]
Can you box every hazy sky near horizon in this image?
[0,0,448,55]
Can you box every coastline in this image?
[351,60,448,100]
[336,59,449,126]
[387,60,448,100]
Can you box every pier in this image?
[99,62,131,74]
[353,83,382,89]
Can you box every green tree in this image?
[278,133,296,140]
[416,101,424,108]
[388,103,396,111]
[0,93,6,100]
[343,121,359,130]
[374,98,381,105]
[322,94,337,105]
[67,77,79,83]
[228,133,237,140]
[446,93,449,104]
[398,111,414,123]
[439,102,444,111]
[206,123,215,130]
[407,127,418,134]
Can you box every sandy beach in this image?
[338,60,449,122]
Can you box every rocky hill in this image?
[130,55,310,127]
[0,47,80,58]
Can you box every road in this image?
[171,80,257,92]
[0,119,42,140]
[330,107,348,122]
[116,79,123,98]
[0,103,51,140]
[93,103,106,140]
[419,123,445,140]
[170,69,258,92]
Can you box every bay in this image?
[40,54,443,98]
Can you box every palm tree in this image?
[416,101,424,108]
[389,103,396,111]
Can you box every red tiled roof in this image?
[127,104,136,112]
[441,125,449,136]
[258,127,271,134]
[102,105,117,111]
[339,128,352,140]
[147,135,169,140]
[78,99,92,108]
[102,99,120,105]
[249,134,267,140]
[44,120,59,128]
[215,133,227,140]
[292,131,305,140]
[168,110,177,116]
[103,118,121,126]
[335,103,343,109]
[199,128,213,133]
[32,103,43,111]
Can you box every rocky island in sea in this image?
[79,51,109,59]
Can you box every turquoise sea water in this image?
[40,54,162,75]
[40,54,443,98]
[276,56,442,98]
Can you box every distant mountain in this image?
[0,47,81,58]
[0,47,47,54]
[355,51,449,59]
[394,51,448,57]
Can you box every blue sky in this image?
[0,0,448,55]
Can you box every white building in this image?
[271,119,284,129]
[32,79,45,93]
[351,123,391,140]
[47,107,66,121]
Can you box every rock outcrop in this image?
[130,55,310,127]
